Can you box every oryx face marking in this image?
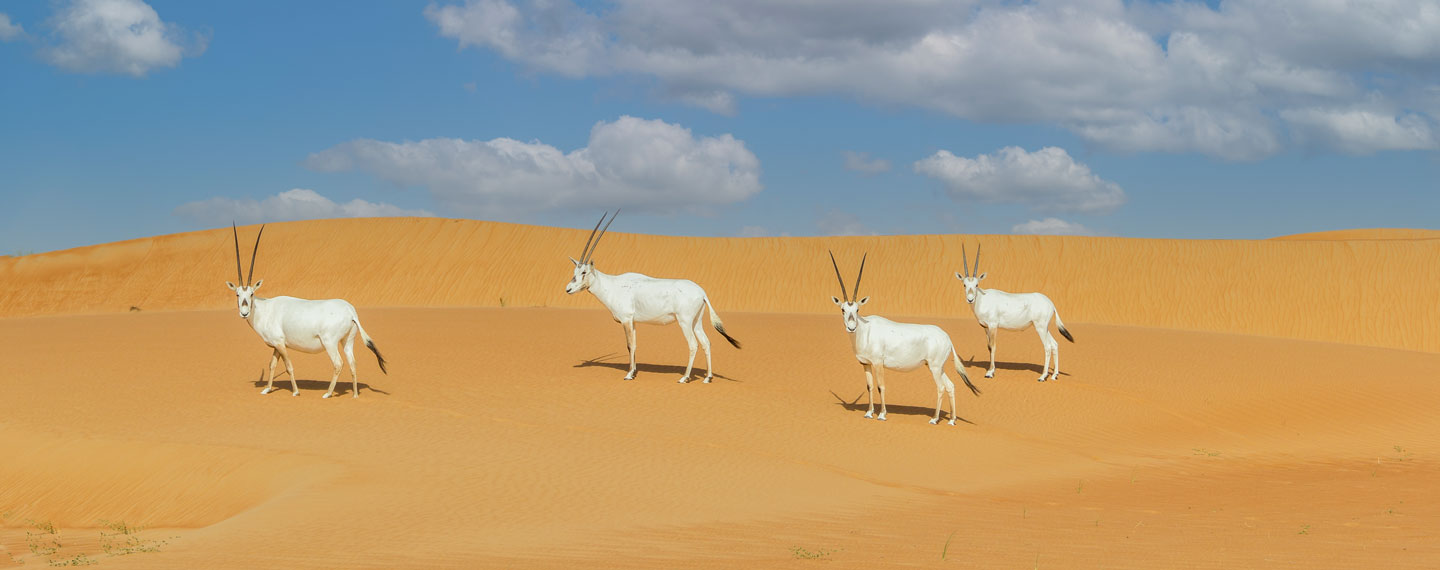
[227,280,262,318]
[566,258,592,294]
[957,273,986,304]
[831,296,868,333]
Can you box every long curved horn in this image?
[246,224,265,286]
[853,252,867,300]
[585,209,619,263]
[578,212,607,263]
[231,222,243,284]
[962,243,970,277]
[828,250,849,302]
[973,243,981,276]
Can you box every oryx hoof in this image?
[929,418,939,425]
[323,392,334,399]
[876,415,888,422]
[948,419,957,426]
[291,391,300,396]
[1049,374,1060,382]
[1037,377,1047,382]
[702,377,713,384]
[677,376,689,384]
[622,375,635,381]
[984,371,995,378]
[353,393,360,399]
[863,412,874,419]
[260,387,273,395]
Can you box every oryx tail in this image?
[704,297,742,349]
[950,348,981,396]
[353,317,388,374]
[1054,310,1074,343]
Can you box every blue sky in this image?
[2,0,1438,254]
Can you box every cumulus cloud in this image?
[1011,217,1098,236]
[42,0,206,76]
[0,13,25,42]
[174,189,433,225]
[1281,107,1438,154]
[914,146,1126,213]
[305,116,762,216]
[426,0,1440,157]
[842,151,891,175]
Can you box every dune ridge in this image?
[2,218,1435,352]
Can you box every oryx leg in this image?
[863,364,876,419]
[693,318,714,383]
[1034,324,1053,382]
[677,313,699,384]
[261,348,283,394]
[276,344,299,396]
[942,373,958,426]
[322,340,344,399]
[928,362,946,425]
[985,325,998,378]
[1041,321,1060,382]
[622,320,637,381]
[875,364,889,421]
[344,329,360,398]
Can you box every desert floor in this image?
[2,221,1438,568]
[2,306,1438,568]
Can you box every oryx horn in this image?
[231,222,244,284]
[828,250,849,302]
[853,252,867,300]
[578,212,606,263]
[962,243,970,277]
[585,209,619,263]
[246,224,265,286]
[973,243,981,276]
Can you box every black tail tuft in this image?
[367,340,389,374]
[1059,325,1074,343]
[714,322,742,349]
[962,374,981,396]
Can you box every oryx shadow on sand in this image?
[251,370,392,397]
[829,390,977,425]
[574,353,742,383]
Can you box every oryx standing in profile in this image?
[226,224,387,398]
[830,252,979,425]
[565,211,741,383]
[955,244,1073,382]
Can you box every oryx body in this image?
[227,225,387,398]
[956,245,1073,382]
[830,252,979,425]
[565,212,741,383]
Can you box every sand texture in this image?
[1,218,1437,568]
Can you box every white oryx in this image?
[226,224,388,398]
[955,244,1073,382]
[565,211,741,383]
[829,252,980,425]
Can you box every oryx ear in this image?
[954,272,964,280]
[226,281,238,291]
[857,296,869,306]
[831,296,843,306]
[252,279,263,290]
[569,256,581,267]
[977,272,987,281]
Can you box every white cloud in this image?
[1281,107,1438,154]
[842,151,891,175]
[42,0,206,76]
[174,189,434,225]
[1011,217,1097,236]
[914,146,1126,213]
[0,13,25,42]
[736,225,789,238]
[426,0,1440,157]
[816,210,875,236]
[305,115,762,216]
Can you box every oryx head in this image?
[565,210,618,295]
[225,223,265,319]
[828,251,869,333]
[954,243,987,304]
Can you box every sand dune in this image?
[2,218,1438,352]
[2,219,1438,568]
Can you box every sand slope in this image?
[2,218,1437,352]
[2,219,1439,568]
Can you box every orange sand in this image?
[1,219,1437,568]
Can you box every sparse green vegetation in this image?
[1192,448,1221,457]
[1298,524,1310,535]
[99,519,173,556]
[49,553,99,566]
[941,530,957,560]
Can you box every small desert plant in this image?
[48,553,98,566]
[26,519,61,557]
[790,546,838,559]
[99,519,170,556]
